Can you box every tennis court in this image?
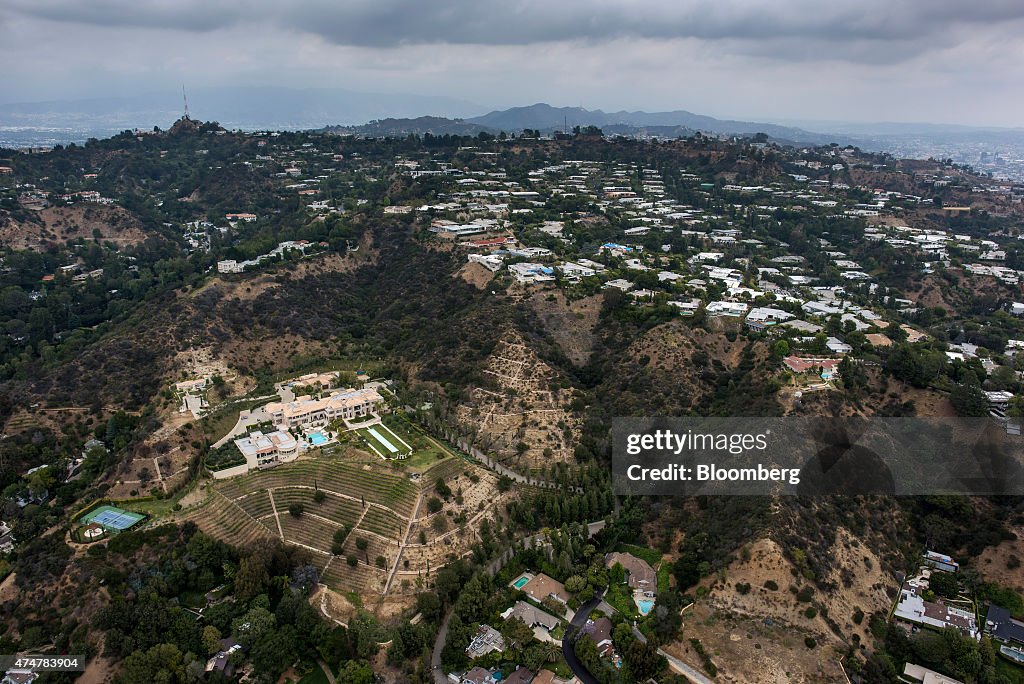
[80,505,145,531]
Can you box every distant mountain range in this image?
[2,90,1023,169]
[326,102,844,145]
[467,103,840,142]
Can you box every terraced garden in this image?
[186,449,513,596]
[235,490,274,519]
[279,513,336,555]
[216,459,420,516]
[185,494,276,546]
[321,558,386,594]
[271,488,363,530]
[357,506,406,539]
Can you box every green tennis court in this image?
[80,505,146,531]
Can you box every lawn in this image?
[355,426,399,458]
[605,581,638,618]
[121,495,186,518]
[401,446,451,471]
[382,415,455,471]
[994,656,1024,683]
[296,662,330,684]
[657,562,671,594]
[618,544,664,566]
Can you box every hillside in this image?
[0,204,151,251]
[2,126,1023,684]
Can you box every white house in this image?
[509,262,555,284]
[706,301,749,317]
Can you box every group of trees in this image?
[86,524,389,684]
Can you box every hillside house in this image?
[518,572,570,606]
[501,601,560,631]
[264,387,382,428]
[455,667,500,684]
[893,586,978,639]
[582,617,617,660]
[746,307,793,331]
[902,663,964,684]
[509,262,555,284]
[706,301,749,317]
[605,552,657,595]
[985,604,1024,651]
[1,670,37,684]
[558,262,597,281]
[234,430,298,469]
[923,551,960,574]
[465,625,505,659]
[782,356,842,381]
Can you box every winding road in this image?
[561,597,602,684]
[431,533,550,684]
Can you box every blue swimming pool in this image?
[513,576,530,589]
[308,432,328,446]
[637,599,655,615]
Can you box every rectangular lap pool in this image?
[367,426,398,454]
[513,576,530,589]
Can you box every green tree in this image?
[338,659,375,684]
[114,643,186,684]
[201,625,222,655]
[950,381,989,417]
[234,555,270,601]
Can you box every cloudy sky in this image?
[1,0,1023,126]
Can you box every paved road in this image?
[559,592,712,684]
[561,597,602,684]
[431,608,454,684]
[658,648,715,684]
[432,533,549,684]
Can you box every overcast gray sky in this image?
[1,0,1022,126]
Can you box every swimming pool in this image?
[367,426,398,454]
[513,576,530,589]
[637,599,655,616]
[308,432,328,446]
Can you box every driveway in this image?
[561,597,601,684]
[658,648,715,684]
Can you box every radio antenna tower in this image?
[182,84,191,120]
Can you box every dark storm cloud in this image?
[1,0,1021,126]
[5,0,1024,57]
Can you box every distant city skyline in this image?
[1,0,1023,128]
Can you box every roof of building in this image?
[264,387,382,421]
[521,572,570,604]
[986,604,1024,645]
[234,429,297,458]
[502,600,561,630]
[903,663,964,684]
[605,552,657,592]
[462,667,495,684]
[502,667,535,684]
[582,617,615,656]
[530,670,556,684]
[782,356,841,373]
